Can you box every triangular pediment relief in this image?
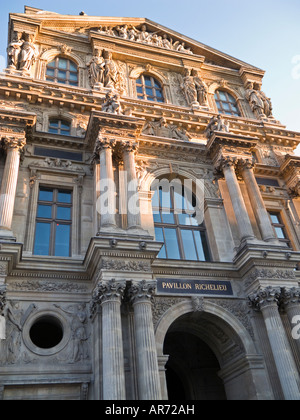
[11,10,263,72]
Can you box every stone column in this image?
[96,135,117,229]
[0,137,26,236]
[129,280,162,400]
[249,287,300,400]
[239,159,277,242]
[121,141,142,230]
[220,157,255,241]
[281,288,300,357]
[92,278,126,400]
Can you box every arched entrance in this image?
[156,299,273,400]
[164,329,226,400]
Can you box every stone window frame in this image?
[152,183,211,262]
[129,66,171,104]
[41,111,77,137]
[214,89,242,117]
[208,83,245,118]
[136,74,165,103]
[265,203,300,251]
[24,166,84,259]
[33,186,73,257]
[46,56,79,86]
[37,49,87,89]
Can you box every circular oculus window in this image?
[23,312,69,356]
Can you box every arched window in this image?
[48,118,71,136]
[152,182,211,261]
[214,90,241,117]
[46,57,78,86]
[136,74,164,103]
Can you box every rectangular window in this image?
[34,187,72,257]
[268,211,291,248]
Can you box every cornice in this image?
[85,110,145,150]
[90,31,205,71]
[0,108,36,127]
[280,154,300,175]
[0,76,300,150]
[29,131,85,150]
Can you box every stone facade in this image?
[0,6,300,400]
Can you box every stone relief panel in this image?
[95,24,194,55]
[0,300,91,367]
[86,49,128,95]
[167,71,188,107]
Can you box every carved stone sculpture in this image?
[54,303,89,363]
[97,24,194,54]
[7,33,23,69]
[102,50,119,90]
[87,49,105,88]
[205,115,230,139]
[18,34,39,73]
[7,32,39,73]
[191,69,208,106]
[245,82,274,120]
[143,117,191,141]
[181,68,198,106]
[101,91,123,115]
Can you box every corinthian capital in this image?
[3,137,26,152]
[238,157,255,171]
[248,286,281,311]
[91,278,126,308]
[215,156,239,172]
[120,140,139,154]
[128,280,156,304]
[280,287,300,308]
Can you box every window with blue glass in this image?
[152,184,211,261]
[46,57,78,86]
[48,119,71,136]
[34,187,72,257]
[214,90,241,117]
[136,75,164,103]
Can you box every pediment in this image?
[10,9,263,72]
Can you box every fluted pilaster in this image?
[0,137,25,233]
[95,135,117,229]
[121,141,142,230]
[93,278,126,400]
[220,157,255,241]
[249,287,300,400]
[238,159,277,243]
[129,280,162,400]
[281,287,300,358]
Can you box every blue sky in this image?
[1,1,300,152]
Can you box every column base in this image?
[96,225,126,236]
[127,226,152,237]
[0,229,16,242]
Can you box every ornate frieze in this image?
[95,24,194,55]
[142,117,192,141]
[100,258,151,273]
[8,280,88,293]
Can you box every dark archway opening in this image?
[164,330,227,401]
